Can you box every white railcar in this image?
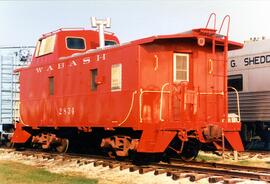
[0,46,34,145]
[228,39,270,150]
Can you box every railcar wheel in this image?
[12,143,26,151]
[56,138,69,153]
[180,140,200,161]
[5,142,14,148]
[102,146,117,159]
[108,150,117,159]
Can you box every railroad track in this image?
[170,158,270,174]
[0,148,269,183]
[159,160,270,182]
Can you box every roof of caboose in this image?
[131,28,243,50]
[56,28,243,61]
[40,28,117,39]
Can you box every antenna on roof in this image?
[91,17,111,48]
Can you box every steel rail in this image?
[154,162,270,182]
[170,158,270,174]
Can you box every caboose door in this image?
[205,53,225,123]
[139,50,171,124]
[171,53,191,123]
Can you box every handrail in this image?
[205,13,216,30]
[218,15,230,37]
[228,86,241,122]
[139,85,171,123]
[118,91,137,126]
[17,102,29,127]
[205,13,231,37]
[160,83,170,121]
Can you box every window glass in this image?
[105,40,117,46]
[173,53,189,83]
[38,35,56,56]
[228,75,243,91]
[49,76,54,95]
[35,41,41,57]
[91,69,98,91]
[67,37,85,50]
[111,64,122,91]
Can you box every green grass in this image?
[196,152,270,168]
[195,154,221,162]
[236,160,270,168]
[0,161,98,184]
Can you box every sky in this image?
[0,0,270,46]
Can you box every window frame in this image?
[105,40,117,46]
[65,36,86,51]
[173,53,189,83]
[48,76,54,95]
[111,63,122,92]
[90,69,98,91]
[35,34,56,57]
[228,74,243,92]
[34,41,41,57]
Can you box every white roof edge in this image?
[229,39,270,57]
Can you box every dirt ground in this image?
[0,149,269,184]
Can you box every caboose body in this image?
[12,17,244,159]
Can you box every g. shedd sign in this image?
[229,52,270,71]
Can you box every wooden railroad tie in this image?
[93,161,103,167]
[171,172,194,181]
[189,173,208,182]
[129,166,140,172]
[109,163,120,169]
[208,176,224,183]
[139,167,155,174]
[119,164,132,170]
[154,169,167,175]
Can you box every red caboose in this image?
[12,16,244,160]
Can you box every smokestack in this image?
[91,17,111,48]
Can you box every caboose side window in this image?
[34,41,41,57]
[66,37,85,50]
[105,40,117,46]
[228,74,243,91]
[173,53,189,83]
[91,69,98,91]
[36,35,56,57]
[111,64,122,91]
[49,76,54,95]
